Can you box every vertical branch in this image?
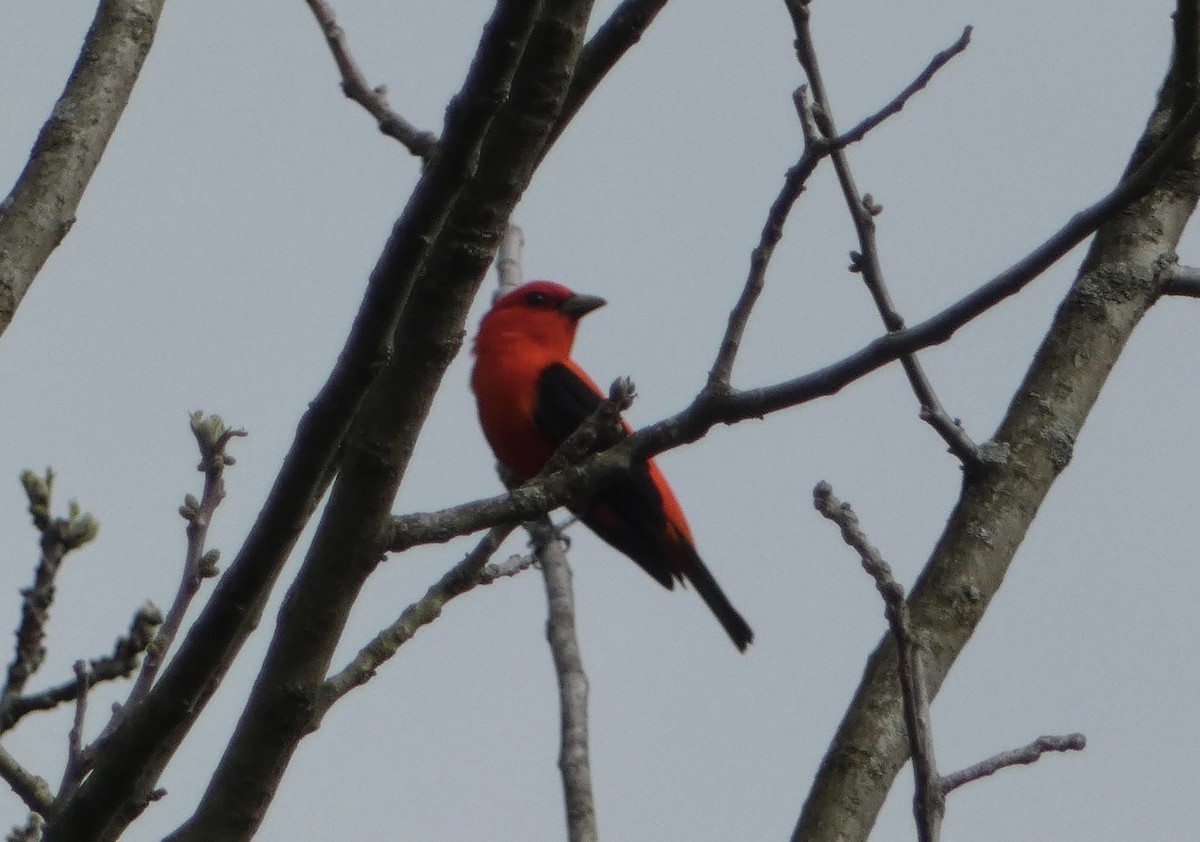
[118,414,243,712]
[4,471,99,707]
[814,484,943,841]
[787,1,978,462]
[498,225,599,841]
[531,521,599,842]
[57,662,92,804]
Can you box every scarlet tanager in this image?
[471,280,753,651]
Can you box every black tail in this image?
[683,549,754,652]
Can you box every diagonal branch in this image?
[789,2,979,463]
[0,743,53,816]
[940,734,1086,794]
[792,4,1200,839]
[0,602,161,733]
[0,0,167,340]
[315,523,520,716]
[47,2,549,839]
[546,0,671,151]
[706,22,971,396]
[158,5,602,842]
[115,415,242,714]
[383,91,1200,560]
[304,0,438,158]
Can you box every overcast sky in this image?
[1,1,1196,840]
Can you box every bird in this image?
[470,279,753,651]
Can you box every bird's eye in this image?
[525,291,549,307]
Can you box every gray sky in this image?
[1,1,1196,840]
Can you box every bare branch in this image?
[528,520,597,842]
[706,21,971,397]
[57,662,92,803]
[382,109,1200,552]
[116,414,243,716]
[813,483,943,841]
[304,0,437,158]
[0,743,53,816]
[547,0,671,151]
[50,2,551,831]
[0,603,161,733]
[316,523,519,716]
[479,551,539,582]
[4,472,99,706]
[0,0,167,340]
[1164,262,1200,296]
[789,2,980,463]
[793,5,1200,835]
[941,734,1086,795]
[832,27,973,149]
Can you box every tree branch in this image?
[159,5,601,841]
[114,414,242,715]
[315,523,519,715]
[3,472,99,708]
[0,603,161,733]
[706,22,970,395]
[529,520,598,842]
[0,0,167,340]
[304,0,437,158]
[792,5,1200,838]
[814,483,943,841]
[56,662,92,803]
[546,0,671,151]
[1164,262,1200,296]
[0,743,53,816]
[47,2,549,839]
[789,4,979,463]
[940,734,1086,794]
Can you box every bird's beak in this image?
[560,293,606,318]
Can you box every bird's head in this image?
[474,280,606,358]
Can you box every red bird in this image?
[471,280,753,651]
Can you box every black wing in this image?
[533,363,676,589]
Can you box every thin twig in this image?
[316,523,519,715]
[479,552,539,582]
[57,662,92,802]
[941,733,1086,794]
[0,602,160,733]
[790,2,980,464]
[304,0,437,158]
[529,520,597,842]
[832,26,973,149]
[4,471,99,706]
[135,415,242,699]
[705,19,971,402]
[99,415,242,743]
[497,225,596,842]
[813,482,943,841]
